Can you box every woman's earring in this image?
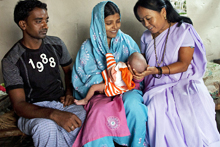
[164,16,167,20]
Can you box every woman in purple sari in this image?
[132,0,220,146]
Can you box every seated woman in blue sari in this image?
[71,1,148,147]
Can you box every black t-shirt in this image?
[2,36,72,103]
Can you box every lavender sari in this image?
[141,23,220,147]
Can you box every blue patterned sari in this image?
[72,1,148,146]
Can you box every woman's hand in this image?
[128,64,158,80]
[127,63,146,80]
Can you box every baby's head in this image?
[127,52,147,73]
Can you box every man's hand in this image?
[60,95,75,107]
[61,65,75,107]
[51,110,82,132]
[8,89,81,132]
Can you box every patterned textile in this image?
[18,101,86,147]
[102,53,135,97]
[106,53,117,70]
[72,1,147,147]
[0,83,6,96]
[203,61,220,99]
[71,2,140,100]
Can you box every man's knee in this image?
[70,105,87,123]
[31,118,58,136]
[79,105,86,121]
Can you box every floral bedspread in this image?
[0,83,6,97]
[203,61,220,99]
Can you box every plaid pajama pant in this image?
[18,101,86,147]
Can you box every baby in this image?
[74,52,147,105]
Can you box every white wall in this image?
[187,0,220,61]
[0,0,146,83]
[0,0,219,83]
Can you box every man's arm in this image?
[60,65,75,106]
[9,88,82,132]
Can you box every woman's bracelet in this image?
[166,65,170,75]
[153,66,171,78]
[152,67,162,79]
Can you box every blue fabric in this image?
[72,1,148,146]
[72,1,140,100]
[115,89,148,146]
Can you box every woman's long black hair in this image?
[133,0,192,26]
[104,2,120,18]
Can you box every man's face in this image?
[22,7,49,39]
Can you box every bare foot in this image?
[74,99,88,105]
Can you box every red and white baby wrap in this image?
[101,53,135,97]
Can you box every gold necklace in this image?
[154,23,171,66]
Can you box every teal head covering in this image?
[90,1,110,54]
[72,1,140,99]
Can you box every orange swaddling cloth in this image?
[120,67,135,90]
[101,53,135,97]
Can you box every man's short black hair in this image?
[14,0,47,26]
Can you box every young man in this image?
[1,0,86,146]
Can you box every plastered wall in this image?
[0,0,220,83]
[0,0,146,83]
[187,0,220,61]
